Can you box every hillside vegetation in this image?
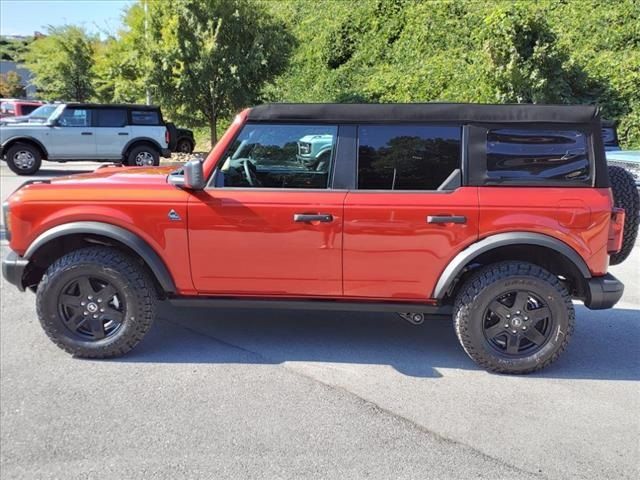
[265,0,639,148]
[9,0,639,148]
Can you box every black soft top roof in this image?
[248,103,600,124]
[64,103,160,110]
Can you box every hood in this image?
[48,164,180,186]
[9,164,187,204]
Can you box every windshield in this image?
[28,104,57,120]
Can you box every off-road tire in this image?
[176,138,193,154]
[126,144,160,167]
[608,165,639,265]
[6,142,42,175]
[36,247,157,358]
[453,261,574,374]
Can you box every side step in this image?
[168,297,452,316]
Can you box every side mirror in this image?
[169,158,206,190]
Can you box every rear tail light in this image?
[607,207,625,254]
[165,129,170,146]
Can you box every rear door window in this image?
[96,109,127,127]
[131,110,160,125]
[357,125,462,190]
[486,129,590,184]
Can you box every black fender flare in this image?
[121,137,164,157]
[24,221,176,293]
[432,232,591,299]
[2,136,49,158]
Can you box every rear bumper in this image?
[161,148,171,158]
[2,250,27,291]
[584,273,624,310]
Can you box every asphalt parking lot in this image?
[1,161,639,479]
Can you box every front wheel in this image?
[36,247,157,358]
[453,261,574,374]
[6,142,42,175]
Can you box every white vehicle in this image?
[0,103,172,175]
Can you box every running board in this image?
[168,297,452,316]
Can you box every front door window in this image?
[216,124,337,189]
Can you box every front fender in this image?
[24,221,177,294]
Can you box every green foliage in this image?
[0,36,32,62]
[266,0,639,148]
[23,26,95,101]
[0,71,26,97]
[103,0,294,143]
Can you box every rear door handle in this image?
[427,215,467,224]
[81,132,93,136]
[118,132,129,136]
[294,213,333,223]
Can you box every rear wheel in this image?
[126,144,160,167]
[608,165,639,265]
[36,247,156,358]
[176,138,193,153]
[453,261,574,374]
[6,142,42,175]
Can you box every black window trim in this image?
[353,122,465,193]
[205,121,345,191]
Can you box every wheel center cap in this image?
[511,317,523,327]
[87,303,98,313]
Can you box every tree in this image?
[23,25,95,101]
[133,0,293,143]
[0,71,26,97]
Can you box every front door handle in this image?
[81,132,93,136]
[294,213,333,223]
[427,215,467,224]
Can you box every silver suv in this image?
[0,103,171,175]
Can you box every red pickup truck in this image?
[2,103,638,374]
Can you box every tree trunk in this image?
[209,107,217,146]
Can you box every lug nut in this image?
[506,314,511,318]
[97,299,102,303]
[81,301,86,306]
[88,296,93,300]
[100,308,105,312]
[516,310,521,315]
[93,314,98,318]
[512,330,517,334]
[523,326,527,330]
[504,324,509,328]
[83,311,88,316]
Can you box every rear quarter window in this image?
[131,110,161,125]
[486,129,590,184]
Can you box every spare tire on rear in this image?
[608,165,639,265]
[165,122,178,151]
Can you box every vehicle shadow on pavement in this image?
[118,304,639,381]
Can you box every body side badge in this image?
[168,209,182,221]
